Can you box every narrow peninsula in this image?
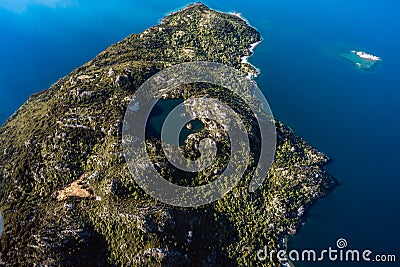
[0,3,335,266]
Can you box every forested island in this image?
[0,3,336,266]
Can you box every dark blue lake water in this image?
[1,0,399,265]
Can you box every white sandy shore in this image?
[230,12,263,79]
[241,40,262,79]
[241,41,262,64]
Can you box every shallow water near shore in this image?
[0,0,399,265]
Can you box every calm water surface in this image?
[0,1,399,264]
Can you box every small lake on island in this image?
[146,98,204,146]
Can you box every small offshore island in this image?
[340,50,382,71]
[0,3,335,266]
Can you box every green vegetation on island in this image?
[0,3,336,266]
